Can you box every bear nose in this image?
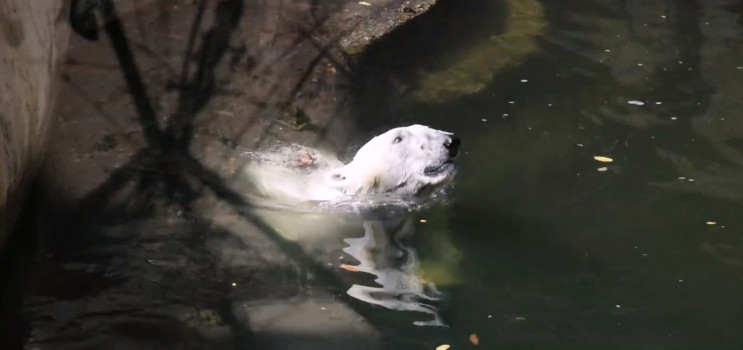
[444,137,461,157]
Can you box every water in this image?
[6,0,743,348]
[349,0,743,347]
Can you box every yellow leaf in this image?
[340,264,360,272]
[435,345,450,350]
[594,156,613,163]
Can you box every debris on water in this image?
[508,101,515,104]
[232,282,237,286]
[604,49,611,52]
[678,279,684,282]
[520,79,528,82]
[358,1,372,6]
[706,221,717,225]
[469,334,480,345]
[340,264,360,272]
[615,305,621,308]
[420,219,428,223]
[514,316,526,321]
[678,176,686,180]
[628,100,645,105]
[597,167,608,172]
[488,315,493,318]
[481,118,487,122]
[688,178,695,182]
[576,143,584,147]
[637,63,644,66]
[435,345,450,350]
[593,156,614,163]
[671,117,678,120]
[655,102,662,105]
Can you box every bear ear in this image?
[326,165,365,195]
[326,167,348,188]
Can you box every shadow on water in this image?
[1,0,453,349]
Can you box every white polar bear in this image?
[242,125,460,205]
[229,126,461,326]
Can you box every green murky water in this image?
[351,0,743,347]
[5,0,743,349]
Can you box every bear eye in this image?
[393,136,403,144]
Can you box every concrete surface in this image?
[0,0,70,249]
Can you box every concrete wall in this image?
[0,1,69,248]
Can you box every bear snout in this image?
[444,137,461,158]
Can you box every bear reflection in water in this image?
[237,125,459,326]
[343,218,446,327]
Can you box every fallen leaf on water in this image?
[359,1,372,6]
[706,221,717,225]
[597,167,608,172]
[420,219,428,223]
[514,316,526,321]
[340,264,360,272]
[469,333,480,345]
[593,156,613,163]
[435,345,450,350]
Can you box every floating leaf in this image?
[435,345,450,350]
[597,167,608,172]
[358,1,372,6]
[593,156,613,163]
[706,221,717,225]
[340,264,360,272]
[469,333,480,345]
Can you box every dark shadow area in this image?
[0,191,39,349]
[1,0,449,349]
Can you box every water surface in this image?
[7,0,743,349]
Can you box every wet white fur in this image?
[243,125,456,204]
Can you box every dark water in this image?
[351,0,743,348]
[4,0,743,349]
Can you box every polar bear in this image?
[242,124,460,205]
[229,126,460,326]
